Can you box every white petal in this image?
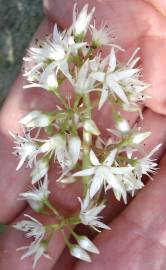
[16,156,26,171]
[89,150,100,166]
[86,204,105,217]
[89,176,103,198]
[91,220,111,231]
[114,69,139,81]
[108,80,128,103]
[106,172,124,193]
[111,166,133,174]
[73,167,95,177]
[53,24,61,44]
[90,72,105,82]
[131,132,151,144]
[83,119,100,135]
[146,143,161,159]
[98,88,108,109]
[109,48,116,72]
[68,136,81,165]
[104,148,117,166]
[58,60,72,83]
[19,111,42,125]
[74,4,95,36]
[70,42,87,55]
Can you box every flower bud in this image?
[19,178,50,212]
[115,118,130,133]
[77,235,99,254]
[19,111,55,128]
[70,245,91,262]
[83,119,100,135]
[73,4,95,38]
[46,73,58,89]
[68,136,81,165]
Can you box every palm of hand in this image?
[0,1,166,269]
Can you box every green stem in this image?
[61,229,72,248]
[74,94,81,110]
[52,88,68,109]
[82,94,92,196]
[44,200,61,219]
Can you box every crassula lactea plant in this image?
[12,3,161,269]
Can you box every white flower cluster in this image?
[12,3,160,268]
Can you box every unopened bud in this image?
[83,119,100,135]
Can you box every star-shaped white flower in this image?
[24,24,86,88]
[90,22,123,49]
[74,149,132,201]
[78,191,110,231]
[134,144,161,180]
[19,178,50,211]
[13,214,45,242]
[24,62,59,91]
[13,215,51,268]
[72,4,95,37]
[108,126,151,159]
[73,59,97,94]
[39,134,67,167]
[91,48,139,109]
[39,135,81,172]
[10,130,39,170]
[122,172,144,197]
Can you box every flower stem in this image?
[82,94,92,196]
[44,200,61,219]
[53,88,68,109]
[61,229,72,249]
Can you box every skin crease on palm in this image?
[0,0,166,269]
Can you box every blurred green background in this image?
[0,0,43,104]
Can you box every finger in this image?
[74,147,166,270]
[145,0,166,16]
[53,248,76,270]
[141,36,166,115]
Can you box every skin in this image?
[0,0,166,269]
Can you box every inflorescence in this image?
[12,4,160,268]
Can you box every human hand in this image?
[0,1,166,269]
